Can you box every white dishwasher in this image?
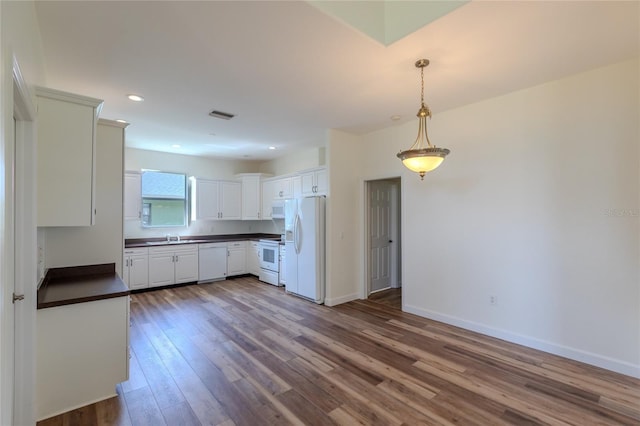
[198,242,227,283]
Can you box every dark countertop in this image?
[125,233,281,248]
[37,263,130,309]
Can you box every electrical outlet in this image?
[490,295,497,305]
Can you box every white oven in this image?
[258,240,280,286]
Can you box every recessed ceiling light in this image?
[391,115,401,121]
[127,94,144,102]
[115,119,128,123]
[171,144,181,148]
[268,146,276,150]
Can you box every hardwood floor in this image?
[38,276,639,425]
[368,288,401,310]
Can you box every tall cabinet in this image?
[36,87,103,227]
[37,119,129,420]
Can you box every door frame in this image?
[361,176,402,300]
[1,55,37,426]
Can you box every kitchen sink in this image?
[145,239,201,246]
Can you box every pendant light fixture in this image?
[397,59,450,180]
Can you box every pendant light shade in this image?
[397,59,450,180]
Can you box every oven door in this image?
[259,244,278,271]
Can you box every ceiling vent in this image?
[209,110,235,120]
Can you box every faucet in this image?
[166,234,181,242]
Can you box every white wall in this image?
[44,121,126,275]
[259,146,325,176]
[125,147,264,179]
[338,59,639,377]
[0,1,46,424]
[324,130,362,305]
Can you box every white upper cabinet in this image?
[192,178,241,220]
[240,174,261,220]
[36,87,103,226]
[261,179,276,220]
[300,167,327,196]
[219,181,242,220]
[124,172,141,220]
[274,177,293,199]
[194,178,219,220]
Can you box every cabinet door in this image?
[196,179,220,220]
[175,248,199,283]
[128,255,149,290]
[124,172,141,220]
[292,176,302,199]
[300,168,327,196]
[36,89,102,226]
[261,180,276,219]
[241,175,261,220]
[220,181,242,220]
[247,242,260,276]
[274,177,292,199]
[227,242,246,276]
[300,172,315,196]
[315,168,327,195]
[148,253,175,287]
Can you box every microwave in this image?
[271,200,285,218]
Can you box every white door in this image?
[1,116,18,426]
[3,60,38,426]
[369,181,393,294]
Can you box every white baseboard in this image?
[325,292,359,307]
[403,303,640,379]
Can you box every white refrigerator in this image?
[284,196,325,304]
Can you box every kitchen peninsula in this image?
[36,263,129,420]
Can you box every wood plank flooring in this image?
[368,288,401,310]
[38,276,640,425]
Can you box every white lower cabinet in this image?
[37,296,129,420]
[123,247,148,290]
[247,241,260,276]
[148,244,198,287]
[227,241,246,276]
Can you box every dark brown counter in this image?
[125,233,281,248]
[37,263,130,309]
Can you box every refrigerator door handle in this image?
[294,213,301,254]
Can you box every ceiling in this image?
[34,1,639,161]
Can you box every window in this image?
[141,171,187,227]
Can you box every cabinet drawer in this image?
[124,247,148,256]
[148,244,197,255]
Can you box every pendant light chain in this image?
[420,64,425,106]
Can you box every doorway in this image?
[365,178,401,309]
